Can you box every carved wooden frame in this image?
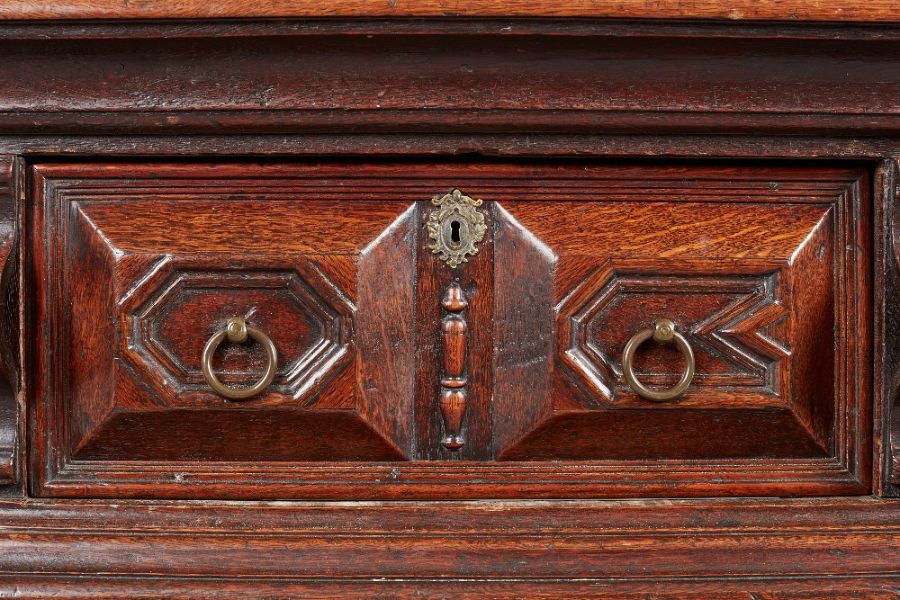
[20,162,871,499]
[0,17,898,594]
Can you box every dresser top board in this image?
[0,0,895,22]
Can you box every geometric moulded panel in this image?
[32,162,424,499]
[122,262,352,404]
[559,267,790,403]
[31,161,872,500]
[491,161,869,499]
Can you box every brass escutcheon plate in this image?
[426,189,487,268]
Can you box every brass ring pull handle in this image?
[622,318,695,402]
[201,317,277,400]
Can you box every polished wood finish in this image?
[1,497,900,597]
[492,164,869,494]
[29,164,425,496]
[0,14,897,596]
[0,26,897,138]
[26,161,870,500]
[0,0,897,22]
[438,282,468,450]
[885,158,900,490]
[0,157,17,486]
[415,195,494,462]
[499,167,868,461]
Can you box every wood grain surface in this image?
[0,157,15,487]
[25,162,871,500]
[1,497,900,597]
[0,14,896,593]
[0,26,898,139]
[0,0,897,22]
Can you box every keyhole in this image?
[450,220,461,244]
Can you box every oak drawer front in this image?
[486,165,870,495]
[28,162,870,499]
[30,164,427,498]
[495,192,853,460]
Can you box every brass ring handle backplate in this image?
[622,318,695,402]
[201,317,278,400]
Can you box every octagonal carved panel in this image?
[120,259,354,403]
[558,265,791,403]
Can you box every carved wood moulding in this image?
[1,0,898,22]
[0,26,897,138]
[1,497,900,596]
[0,13,895,591]
[0,156,16,486]
[20,161,871,499]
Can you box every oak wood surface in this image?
[0,30,897,138]
[0,157,15,487]
[26,161,872,500]
[0,497,899,596]
[887,157,900,488]
[0,14,895,593]
[0,0,898,22]
[490,165,869,488]
[29,163,428,494]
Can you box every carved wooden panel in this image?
[28,161,872,499]
[121,261,353,404]
[560,269,790,400]
[30,163,424,498]
[491,164,870,496]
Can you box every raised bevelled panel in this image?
[493,192,850,470]
[491,204,556,456]
[559,268,790,403]
[32,164,428,501]
[122,264,351,403]
[32,162,870,500]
